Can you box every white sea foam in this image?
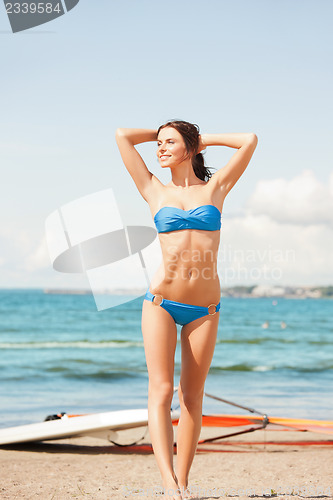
[0,341,143,349]
[253,365,273,372]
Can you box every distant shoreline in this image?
[1,286,332,299]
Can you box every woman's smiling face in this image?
[157,127,188,168]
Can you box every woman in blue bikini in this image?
[116,121,258,499]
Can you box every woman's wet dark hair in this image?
[157,120,212,182]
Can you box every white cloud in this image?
[219,170,333,286]
[0,230,32,266]
[0,229,88,288]
[24,237,51,272]
[246,169,333,226]
[0,230,50,273]
[219,214,333,286]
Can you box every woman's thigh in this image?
[141,299,178,389]
[179,313,220,396]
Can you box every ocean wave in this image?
[216,338,297,345]
[210,363,273,372]
[0,340,144,349]
[1,370,143,382]
[2,338,332,349]
[216,338,333,345]
[62,370,143,380]
[209,363,333,373]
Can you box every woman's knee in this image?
[178,386,204,412]
[148,381,174,406]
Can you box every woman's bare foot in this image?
[178,485,197,499]
[161,476,183,499]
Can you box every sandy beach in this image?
[0,425,332,500]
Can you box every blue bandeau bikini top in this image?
[154,204,221,233]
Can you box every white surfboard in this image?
[0,409,156,445]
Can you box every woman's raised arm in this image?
[200,132,258,195]
[115,128,159,201]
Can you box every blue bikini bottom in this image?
[144,289,221,326]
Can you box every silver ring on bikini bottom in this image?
[207,303,218,315]
[152,294,164,306]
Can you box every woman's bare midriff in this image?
[149,228,221,306]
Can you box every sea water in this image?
[0,289,332,427]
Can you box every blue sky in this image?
[0,0,332,289]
